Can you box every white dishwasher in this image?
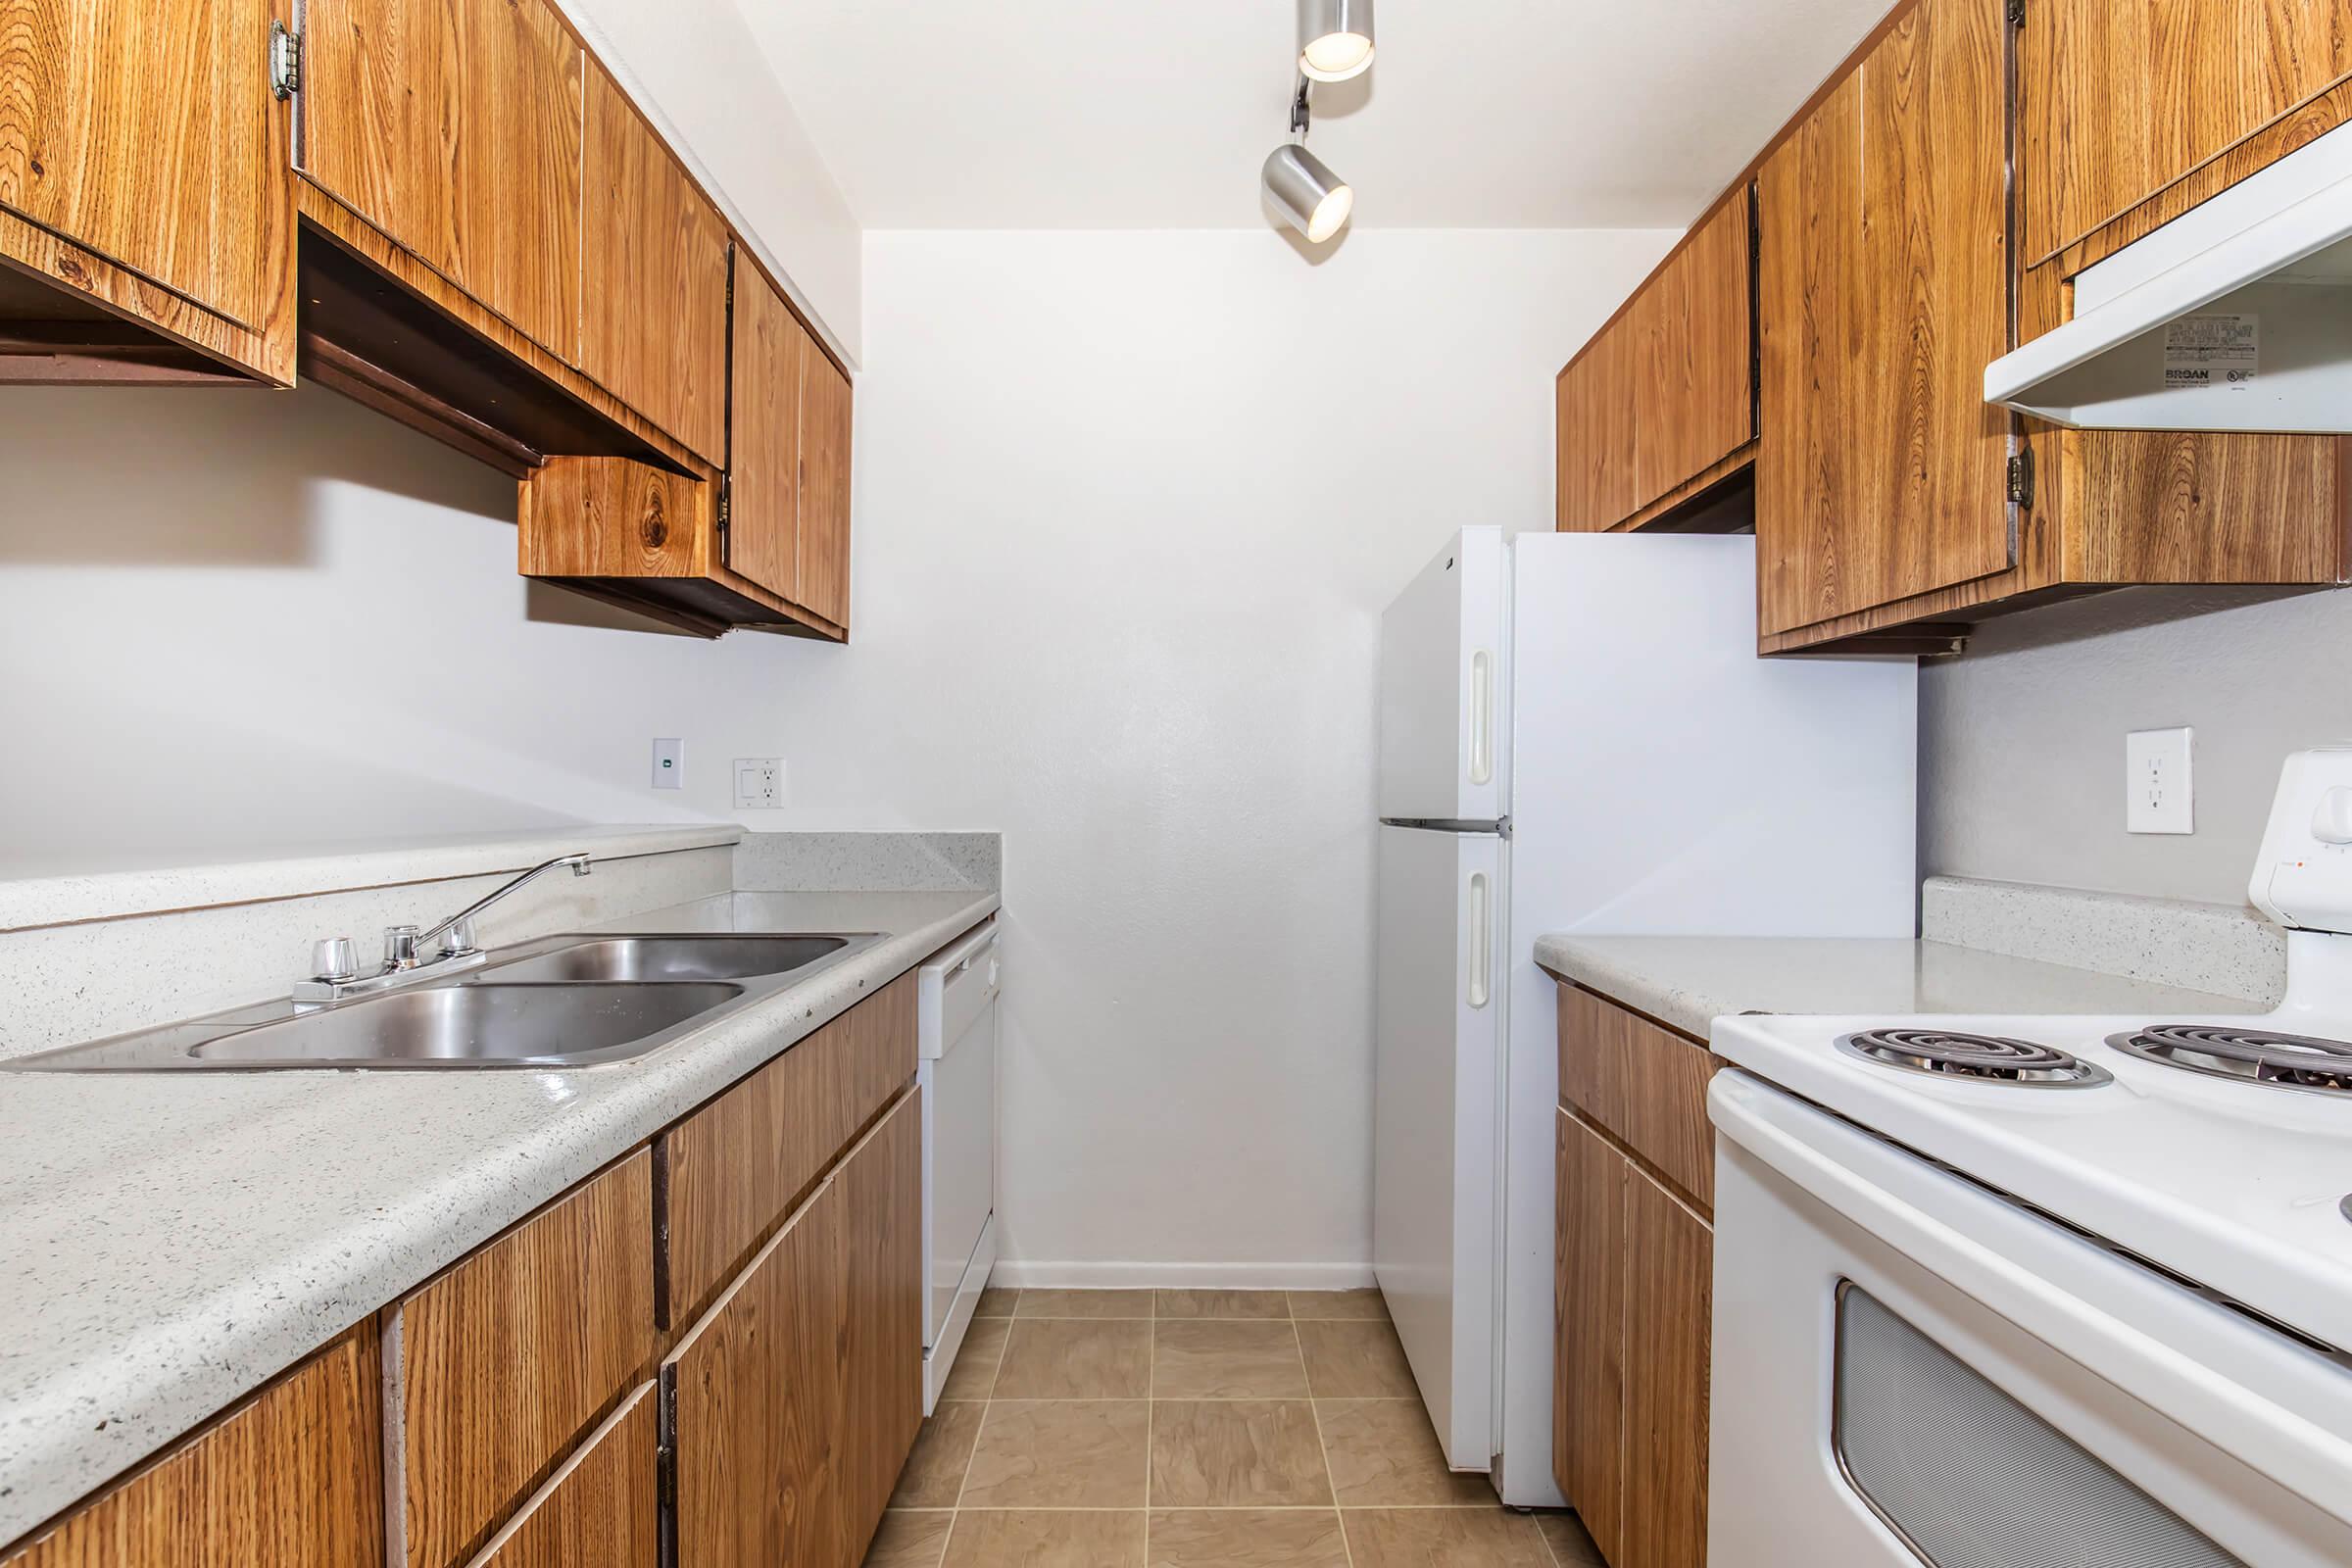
[917,916,1000,1413]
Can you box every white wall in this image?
[0,225,1670,1277]
[1921,585,2352,907]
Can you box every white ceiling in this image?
[737,0,1892,231]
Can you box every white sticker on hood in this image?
[2162,314,2258,389]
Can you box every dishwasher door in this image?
[919,917,1000,1412]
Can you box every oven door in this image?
[1708,1069,2352,1568]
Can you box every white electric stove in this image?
[1706,749,2352,1568]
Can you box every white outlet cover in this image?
[652,737,685,790]
[2127,726,2193,834]
[733,758,783,809]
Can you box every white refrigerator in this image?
[1372,527,1917,1507]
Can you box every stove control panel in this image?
[2252,748,2352,932]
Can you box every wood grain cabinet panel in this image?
[839,1088,925,1548]
[0,0,292,337]
[467,1384,658,1568]
[1555,308,1639,530]
[1754,0,2012,638]
[0,1328,380,1568]
[391,1151,655,1568]
[1622,1167,1712,1568]
[797,350,856,630]
[579,64,728,466]
[2020,0,2352,268]
[300,0,584,357]
[726,259,814,604]
[1556,985,1717,1208]
[1553,1108,1626,1568]
[662,971,916,1328]
[1632,190,1753,513]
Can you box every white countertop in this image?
[0,887,997,1544]
[1533,934,2264,1042]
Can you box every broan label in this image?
[2162,314,2259,389]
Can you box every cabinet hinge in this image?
[2006,446,2036,510]
[2006,0,2025,27]
[270,20,302,100]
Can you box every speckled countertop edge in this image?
[0,824,743,932]
[0,887,996,1545]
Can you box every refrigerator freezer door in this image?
[1373,822,1504,1473]
[1379,528,1508,824]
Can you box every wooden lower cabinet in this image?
[1554,1109,1627,1565]
[470,1384,660,1568]
[0,1329,381,1568]
[1622,1167,1712,1568]
[664,1086,924,1568]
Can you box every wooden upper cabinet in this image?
[1555,302,1640,531]
[0,1329,380,1568]
[0,0,290,334]
[2021,0,2352,269]
[301,0,584,357]
[580,65,728,466]
[797,351,856,631]
[727,260,814,605]
[1754,0,2012,638]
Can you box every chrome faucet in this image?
[296,854,593,1004]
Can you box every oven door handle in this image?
[1710,1072,2352,1530]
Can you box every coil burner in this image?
[2107,1025,2352,1097]
[1837,1029,2114,1088]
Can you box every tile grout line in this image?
[1294,1314,1360,1568]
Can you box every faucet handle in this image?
[309,937,359,984]
[438,917,479,959]
[383,925,421,970]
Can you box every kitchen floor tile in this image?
[864,1510,955,1568]
[992,1318,1153,1398]
[1536,1510,1605,1565]
[1297,1318,1419,1397]
[974,1287,1019,1318]
[958,1399,1151,1508]
[940,1316,1012,1401]
[940,1509,1147,1568]
[1150,1320,1309,1398]
[1315,1397,1495,1505]
[1153,1288,1291,1319]
[1288,1288,1389,1320]
[890,1400,987,1508]
[1012,1287,1153,1318]
[1342,1505,1555,1567]
[1147,1399,1331,1507]
[1146,1509,1350,1567]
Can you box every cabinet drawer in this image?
[661,970,917,1325]
[466,1383,658,1568]
[1556,985,1716,1208]
[0,1329,380,1568]
[391,1151,656,1568]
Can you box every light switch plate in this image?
[2127,727,2193,834]
[652,737,685,790]
[733,758,782,809]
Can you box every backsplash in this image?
[1922,874,2284,1005]
[734,831,1000,893]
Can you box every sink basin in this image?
[475,935,851,985]
[186,982,744,1068]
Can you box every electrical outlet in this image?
[733,758,783,809]
[652,737,685,790]
[2127,727,2193,834]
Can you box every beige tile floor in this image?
[864,1286,1607,1568]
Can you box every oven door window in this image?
[1833,1284,2243,1568]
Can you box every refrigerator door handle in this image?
[1467,650,1495,787]
[1466,870,1493,1008]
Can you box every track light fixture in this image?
[1298,0,1375,83]
[1262,74,1356,245]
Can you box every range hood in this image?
[1986,116,2352,433]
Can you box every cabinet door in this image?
[1633,189,1752,512]
[580,65,728,466]
[1555,305,1639,531]
[0,0,291,332]
[666,1172,850,1568]
[1554,1109,1626,1566]
[302,0,583,357]
[471,1384,658,1568]
[798,351,855,629]
[840,1089,925,1551]
[1754,0,2012,637]
[726,262,814,604]
[0,1330,379,1568]
[1622,1165,1712,1568]
[2021,1,2352,267]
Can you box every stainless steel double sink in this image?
[10,932,883,1072]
